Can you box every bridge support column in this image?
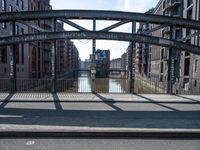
[130,21,136,94]
[167,25,175,94]
[10,21,16,93]
[51,19,57,93]
[91,19,96,93]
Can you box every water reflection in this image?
[77,75,129,93]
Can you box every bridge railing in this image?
[0,78,130,94]
[0,77,199,94]
[134,75,200,95]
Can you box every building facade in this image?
[110,58,121,69]
[94,49,110,78]
[0,0,29,78]
[137,0,200,93]
[0,0,80,79]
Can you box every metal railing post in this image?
[130,21,136,94]
[167,25,176,94]
[51,19,57,93]
[10,21,17,93]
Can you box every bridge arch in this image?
[0,10,200,93]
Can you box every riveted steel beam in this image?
[142,24,170,34]
[59,18,88,31]
[0,31,200,55]
[18,21,49,32]
[0,10,200,30]
[100,20,130,32]
[180,31,200,42]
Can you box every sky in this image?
[50,0,159,60]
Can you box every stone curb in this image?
[1,128,200,138]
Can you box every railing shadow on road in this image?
[0,93,14,109]
[52,93,63,111]
[136,94,180,111]
[0,93,200,129]
[174,95,200,104]
[93,92,123,111]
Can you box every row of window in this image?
[0,67,24,73]
[162,0,193,10]
[0,45,24,65]
[1,0,24,11]
[1,22,24,34]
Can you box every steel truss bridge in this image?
[0,10,200,93]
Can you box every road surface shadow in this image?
[94,93,123,111]
[52,93,63,111]
[0,108,200,129]
[136,94,179,111]
[0,93,14,109]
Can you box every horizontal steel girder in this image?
[0,31,200,55]
[59,18,88,31]
[0,10,200,30]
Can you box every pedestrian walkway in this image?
[0,93,200,103]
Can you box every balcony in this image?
[163,0,181,12]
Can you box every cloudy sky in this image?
[50,0,159,60]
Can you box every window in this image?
[0,47,7,63]
[2,22,6,29]
[163,1,166,9]
[160,62,164,73]
[187,8,193,20]
[21,44,24,64]
[16,0,19,5]
[184,58,190,76]
[194,80,197,87]
[21,0,23,10]
[194,59,198,72]
[187,0,193,7]
[15,45,20,64]
[32,47,37,71]
[9,5,13,12]
[2,0,6,11]
[161,48,164,59]
[16,25,19,35]
[21,28,24,34]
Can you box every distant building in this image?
[110,58,121,69]
[95,49,110,78]
[121,52,127,70]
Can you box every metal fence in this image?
[134,75,167,94]
[0,78,10,92]
[0,78,130,93]
[0,77,199,94]
[134,75,200,95]
[173,77,200,95]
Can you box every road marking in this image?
[26,140,35,146]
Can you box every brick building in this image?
[0,0,80,79]
[137,0,200,93]
[0,0,29,78]
[94,49,110,78]
[110,58,121,69]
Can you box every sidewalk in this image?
[0,93,200,102]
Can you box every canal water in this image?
[77,75,129,93]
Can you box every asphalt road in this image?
[0,99,200,129]
[0,138,200,150]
